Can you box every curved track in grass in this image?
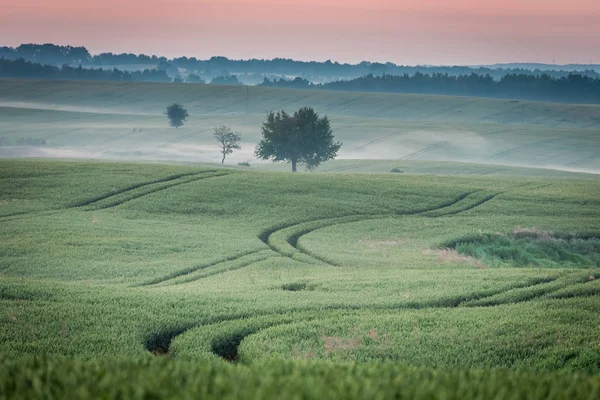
[0,170,227,220]
[137,249,270,286]
[82,171,231,210]
[145,271,599,361]
[257,191,499,267]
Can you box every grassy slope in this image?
[0,79,599,172]
[1,79,599,124]
[1,159,599,398]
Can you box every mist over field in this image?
[0,80,598,175]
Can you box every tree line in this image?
[1,43,598,81]
[260,73,600,104]
[0,58,246,85]
[0,58,170,82]
[2,51,599,104]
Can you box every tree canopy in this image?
[210,75,241,85]
[255,107,341,172]
[166,103,189,128]
[186,74,205,84]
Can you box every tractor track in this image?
[87,172,231,210]
[257,191,490,266]
[145,272,596,361]
[72,170,218,209]
[158,251,276,286]
[137,249,268,286]
[566,153,600,167]
[0,170,226,221]
[485,138,559,161]
[399,141,450,161]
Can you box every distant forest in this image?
[0,58,170,82]
[1,44,599,103]
[1,43,599,82]
[261,74,600,104]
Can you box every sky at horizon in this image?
[2,0,600,65]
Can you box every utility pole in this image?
[245,86,249,114]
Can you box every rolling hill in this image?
[0,79,599,173]
[0,159,599,398]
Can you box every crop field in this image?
[0,79,599,173]
[1,158,599,399]
[1,78,600,398]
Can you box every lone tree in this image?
[255,107,341,172]
[166,103,189,128]
[213,125,242,164]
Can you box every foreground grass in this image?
[0,159,599,398]
[2,357,599,400]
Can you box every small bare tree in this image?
[213,126,242,164]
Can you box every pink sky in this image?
[2,0,599,64]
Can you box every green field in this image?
[1,78,600,398]
[1,158,599,398]
[0,79,599,173]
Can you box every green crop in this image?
[0,159,599,399]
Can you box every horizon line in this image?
[4,42,600,68]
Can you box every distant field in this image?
[2,79,600,125]
[0,159,599,398]
[0,79,599,173]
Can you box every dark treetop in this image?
[255,107,341,172]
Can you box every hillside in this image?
[0,159,599,398]
[0,79,599,173]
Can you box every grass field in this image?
[1,78,599,398]
[0,79,599,173]
[1,158,599,398]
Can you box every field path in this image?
[82,171,231,210]
[258,191,499,266]
[138,249,269,286]
[144,271,597,360]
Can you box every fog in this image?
[1,136,598,176]
[0,101,155,116]
[0,143,258,166]
[338,130,493,162]
[1,85,598,176]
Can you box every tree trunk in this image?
[291,159,297,172]
[221,153,225,164]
